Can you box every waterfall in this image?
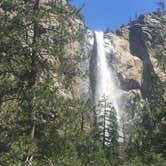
[95,31,116,104]
[94,31,122,139]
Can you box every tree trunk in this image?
[25,0,40,165]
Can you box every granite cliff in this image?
[81,12,166,109]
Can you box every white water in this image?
[94,31,121,136]
[95,31,116,103]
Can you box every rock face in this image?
[82,12,166,107]
[128,12,166,99]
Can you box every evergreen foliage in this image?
[95,96,119,165]
[0,0,84,165]
[0,0,166,165]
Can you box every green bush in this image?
[122,155,166,166]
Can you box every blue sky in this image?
[70,0,157,30]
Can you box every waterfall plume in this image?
[94,31,123,140]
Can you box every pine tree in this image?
[0,0,84,165]
[95,96,119,165]
[106,104,119,166]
